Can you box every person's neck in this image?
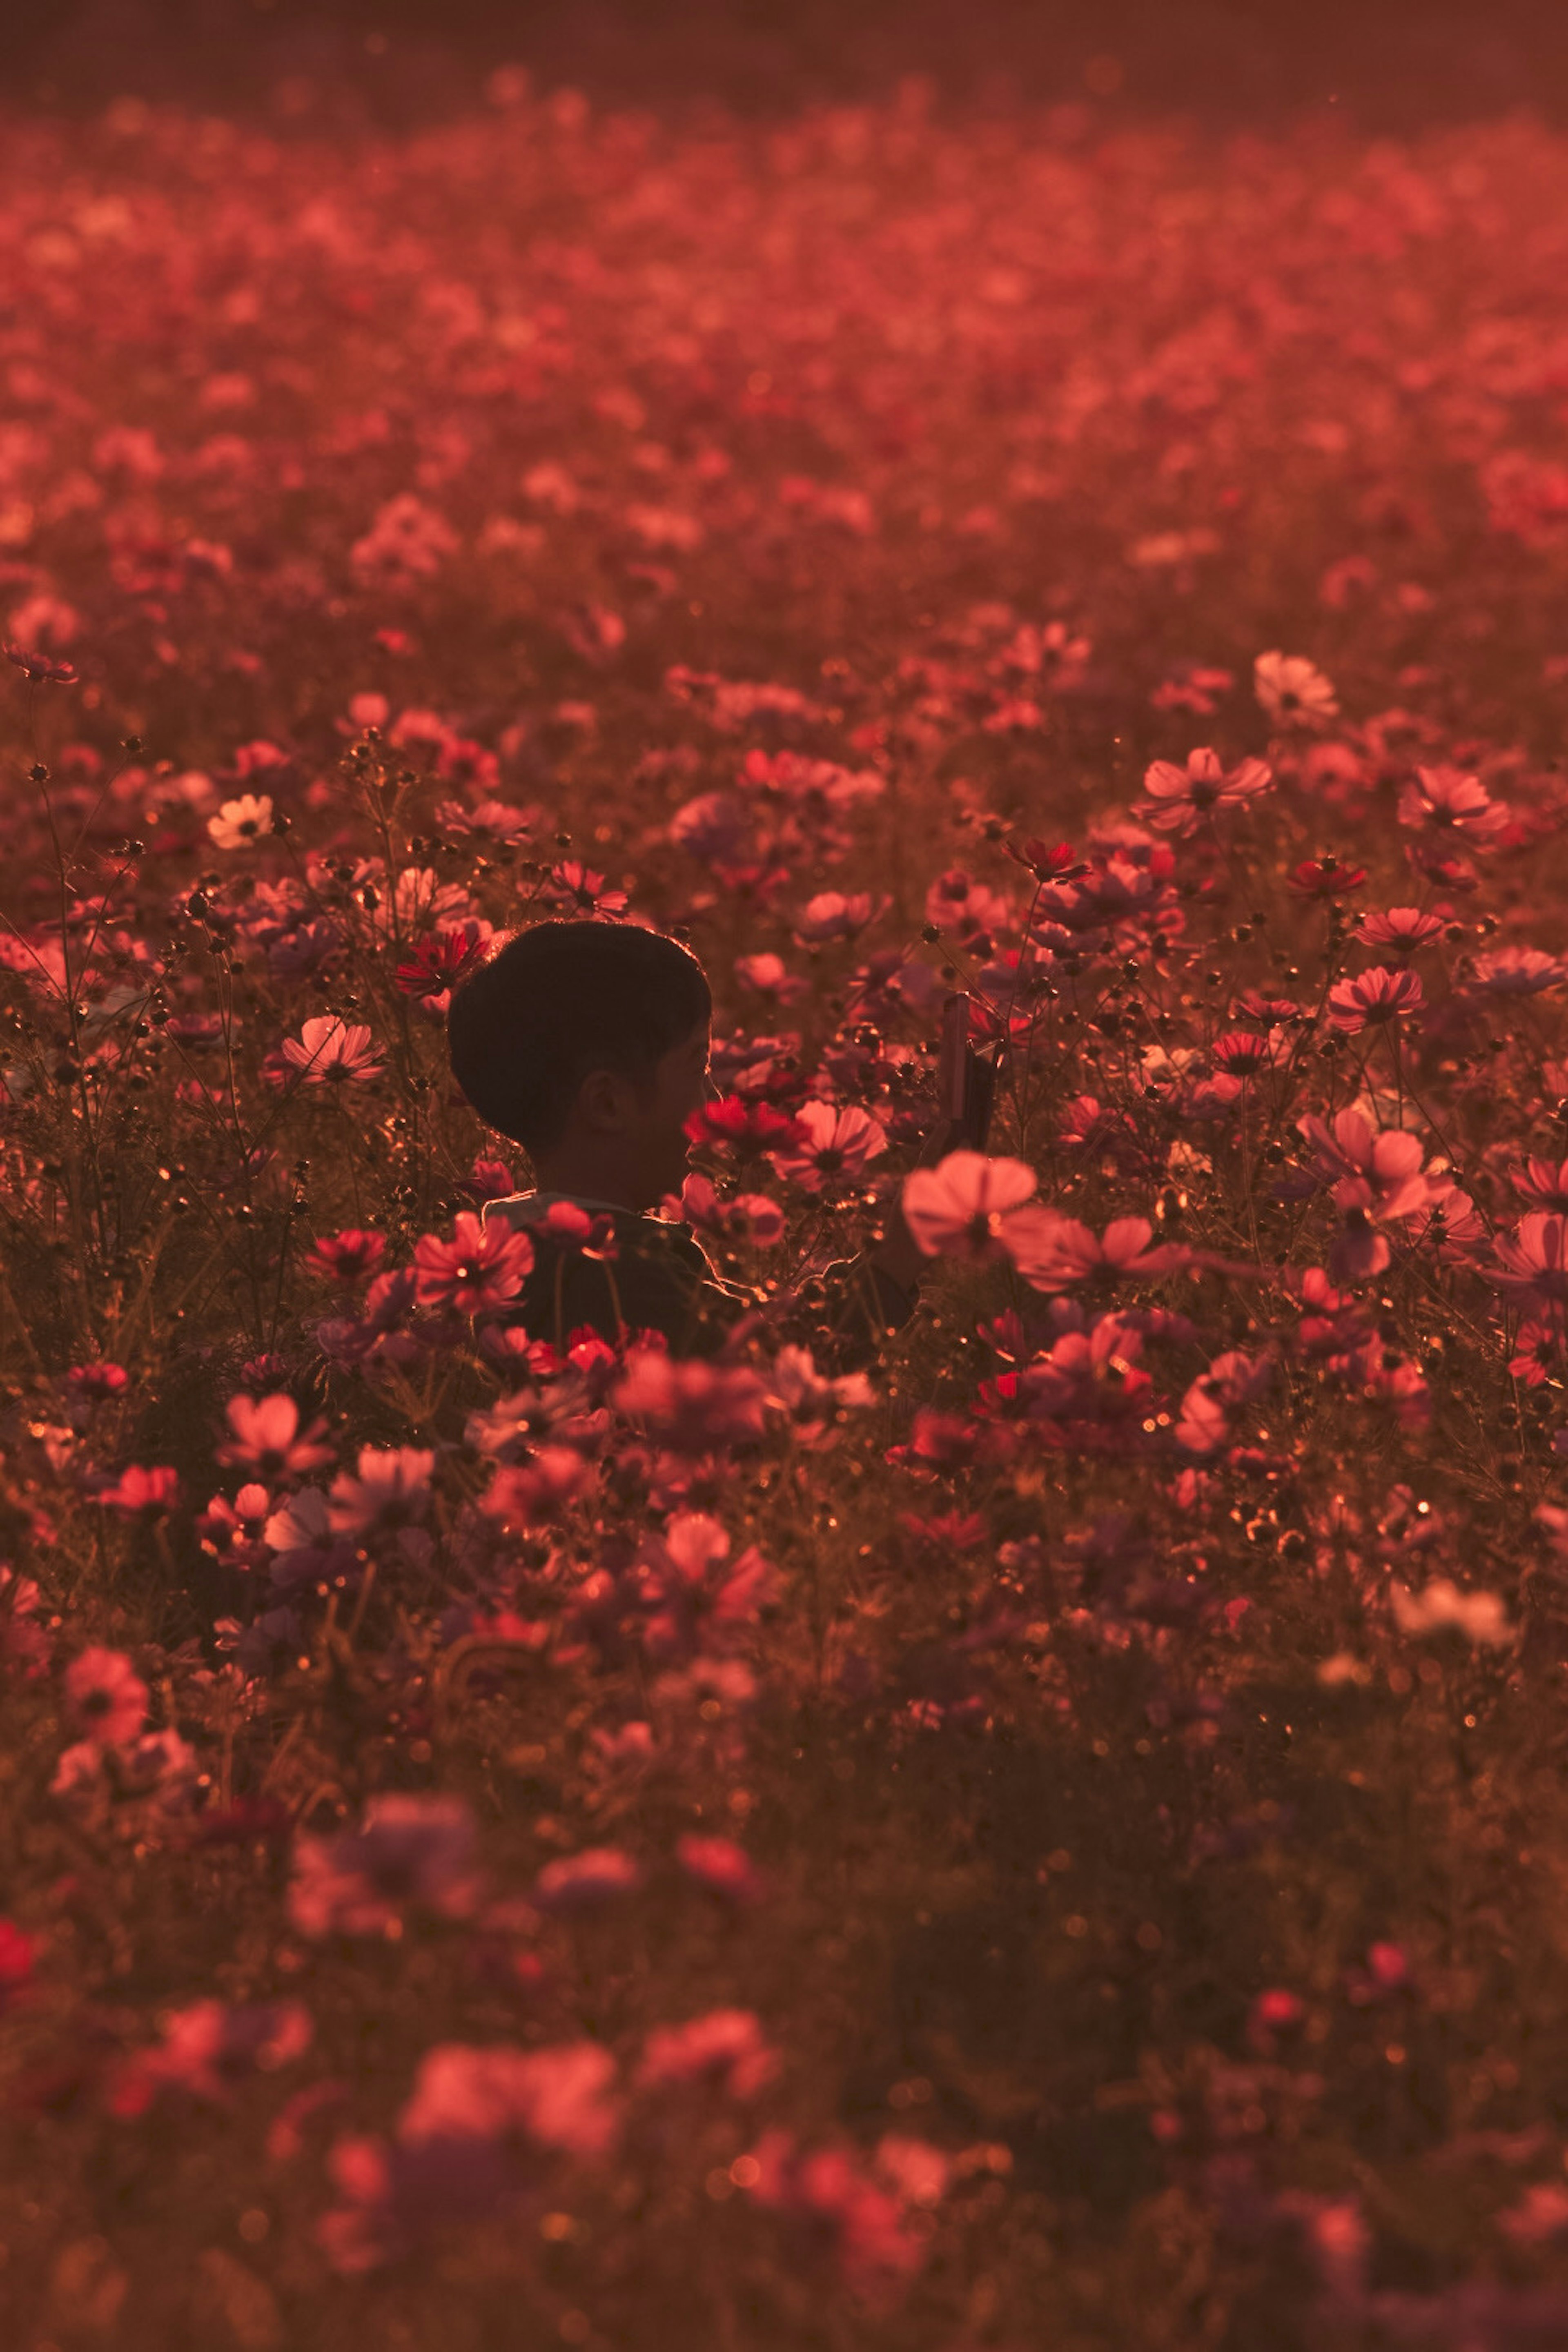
[528,1154,654,1214]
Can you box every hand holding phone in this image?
[938,991,1000,1153]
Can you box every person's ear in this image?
[576,1066,634,1133]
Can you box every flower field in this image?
[11,77,1568,2349]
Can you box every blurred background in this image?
[7,0,1567,128]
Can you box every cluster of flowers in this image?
[7,80,1568,2348]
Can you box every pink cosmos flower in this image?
[793,890,885,944]
[1296,1110,1433,1222]
[91,1463,180,1518]
[281,1016,384,1085]
[289,1794,483,1938]
[636,1511,778,1659]
[676,1833,766,1904]
[666,1172,785,1248]
[207,793,274,849]
[741,2129,928,2308]
[1390,1577,1514,1646]
[414,1210,534,1313]
[64,1646,149,1745]
[0,1568,49,1679]
[542,860,628,918]
[1491,1214,1568,1307]
[1396,764,1510,843]
[734,951,809,1004]
[636,2009,780,2098]
[1013,1214,1189,1296]
[5,639,79,685]
[217,1392,336,1479]
[1355,907,1446,954]
[1254,650,1338,726]
[305,1229,388,1286]
[1325,965,1425,1033]
[398,2040,621,2159]
[531,1846,647,1911]
[111,2000,312,2115]
[1134,746,1272,835]
[1511,1158,1568,1212]
[327,1447,436,1535]
[611,1348,770,1451]
[1472,946,1566,996]
[767,1100,887,1192]
[900,1151,1065,1267]
[480,1446,594,1529]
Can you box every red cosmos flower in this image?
[1005,837,1087,882]
[305,1229,388,1286]
[392,924,489,999]
[685,1095,811,1161]
[92,1464,180,1518]
[1210,1029,1288,1079]
[61,1361,128,1410]
[1491,1214,1568,1307]
[1134,746,1272,835]
[217,1393,336,1479]
[1287,858,1368,899]
[538,1201,619,1259]
[64,1646,149,1745]
[0,1920,34,2012]
[1326,965,1425,1033]
[543,861,628,916]
[281,1016,385,1085]
[413,1210,534,1312]
[4,640,78,684]
[767,1100,887,1192]
[461,1158,516,1205]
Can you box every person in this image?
[445,918,950,1368]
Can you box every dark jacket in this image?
[483,1191,920,1368]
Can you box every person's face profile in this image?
[642,1016,713,1197]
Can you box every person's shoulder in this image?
[482,1193,537,1229]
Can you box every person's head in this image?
[446,920,713,1210]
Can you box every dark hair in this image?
[446,920,711,1155]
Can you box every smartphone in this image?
[938,992,1000,1152]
